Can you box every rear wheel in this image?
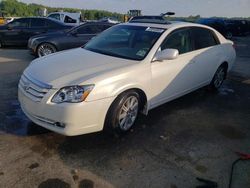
[37,43,57,57]
[210,65,227,90]
[105,90,141,135]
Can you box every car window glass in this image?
[84,25,164,61]
[64,16,77,23]
[48,14,60,21]
[47,20,59,28]
[77,25,103,34]
[161,28,192,54]
[192,28,218,50]
[30,19,46,27]
[102,25,112,30]
[8,19,29,28]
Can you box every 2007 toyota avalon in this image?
[18,21,236,136]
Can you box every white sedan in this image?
[18,21,236,136]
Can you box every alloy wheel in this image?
[37,43,56,57]
[118,96,139,131]
[214,67,225,88]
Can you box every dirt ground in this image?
[0,37,250,188]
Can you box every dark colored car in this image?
[28,22,114,57]
[198,18,249,39]
[225,20,250,36]
[0,17,73,47]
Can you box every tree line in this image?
[0,0,249,22]
[0,0,124,21]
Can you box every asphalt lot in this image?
[0,37,250,188]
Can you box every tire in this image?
[104,90,141,135]
[0,40,3,48]
[36,43,57,57]
[209,65,227,90]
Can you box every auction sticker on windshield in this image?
[146,27,165,33]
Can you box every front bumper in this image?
[18,86,114,136]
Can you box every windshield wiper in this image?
[85,47,141,61]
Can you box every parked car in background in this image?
[28,22,114,57]
[198,18,249,38]
[98,17,120,24]
[0,17,73,47]
[47,12,82,26]
[224,19,250,36]
[19,21,235,136]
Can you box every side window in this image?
[8,19,29,28]
[161,28,192,54]
[192,28,219,50]
[102,24,112,30]
[30,19,46,27]
[47,20,60,28]
[77,25,103,34]
[48,14,60,21]
[64,16,77,23]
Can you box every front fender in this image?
[85,64,151,103]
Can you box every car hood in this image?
[24,48,137,88]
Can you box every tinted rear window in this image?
[31,19,46,27]
[192,28,219,50]
[77,25,107,34]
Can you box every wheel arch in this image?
[111,87,149,115]
[220,61,229,79]
[36,42,57,56]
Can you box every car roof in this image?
[123,21,208,30]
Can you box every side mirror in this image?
[153,49,179,62]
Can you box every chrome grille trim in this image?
[23,73,52,89]
[19,74,52,102]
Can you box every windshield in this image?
[84,25,165,60]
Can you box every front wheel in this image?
[37,43,57,57]
[105,91,141,134]
[210,65,227,90]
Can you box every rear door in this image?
[3,18,30,46]
[28,18,48,39]
[189,27,222,83]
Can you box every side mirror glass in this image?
[153,49,179,62]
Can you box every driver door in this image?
[150,27,199,107]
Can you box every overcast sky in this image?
[19,0,250,17]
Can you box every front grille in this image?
[19,74,52,102]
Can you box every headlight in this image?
[51,85,94,103]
